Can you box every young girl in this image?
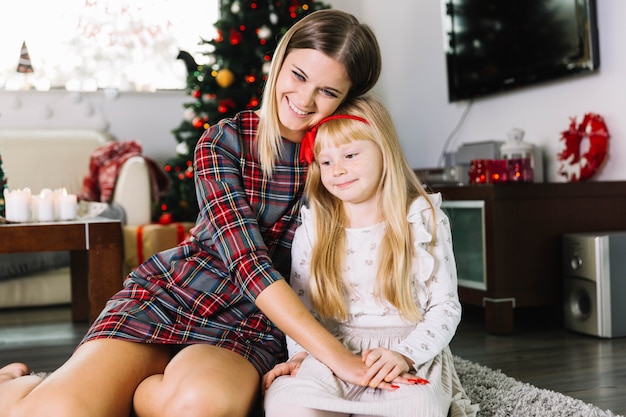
[263,97,479,417]
[0,10,387,417]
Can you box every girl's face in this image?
[275,49,352,142]
[318,139,383,214]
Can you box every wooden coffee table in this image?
[0,218,124,322]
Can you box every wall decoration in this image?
[557,113,609,182]
[16,41,34,73]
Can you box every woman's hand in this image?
[257,281,395,391]
[362,347,418,388]
[262,352,308,392]
[256,281,401,391]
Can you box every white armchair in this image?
[0,128,154,309]
[111,155,152,226]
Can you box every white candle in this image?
[58,189,77,221]
[35,188,55,222]
[30,194,38,220]
[53,188,63,220]
[3,188,32,222]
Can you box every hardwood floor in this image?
[450,305,626,416]
[0,306,88,372]
[1,304,625,416]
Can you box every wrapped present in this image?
[124,222,195,269]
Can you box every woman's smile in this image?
[286,97,310,117]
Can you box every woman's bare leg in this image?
[0,363,29,382]
[134,344,260,417]
[0,339,170,417]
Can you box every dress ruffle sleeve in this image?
[392,193,463,369]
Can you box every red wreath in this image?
[557,113,609,182]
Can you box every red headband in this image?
[299,115,370,164]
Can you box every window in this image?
[0,0,218,92]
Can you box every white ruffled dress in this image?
[264,194,479,417]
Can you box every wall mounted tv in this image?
[442,0,600,102]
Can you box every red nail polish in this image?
[391,384,400,389]
[408,377,429,385]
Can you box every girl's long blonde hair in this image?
[305,97,435,322]
[256,9,381,176]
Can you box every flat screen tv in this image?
[442,0,600,102]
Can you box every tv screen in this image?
[442,0,600,102]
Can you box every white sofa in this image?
[0,129,153,309]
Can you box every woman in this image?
[0,9,383,417]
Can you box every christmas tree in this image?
[156,0,330,223]
[16,41,34,73]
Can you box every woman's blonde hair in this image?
[304,97,435,322]
[257,9,382,175]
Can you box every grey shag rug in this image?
[453,356,623,417]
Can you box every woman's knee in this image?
[136,379,258,417]
[173,386,256,417]
[134,345,260,417]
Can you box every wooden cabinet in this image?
[431,181,626,334]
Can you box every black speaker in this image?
[562,232,626,338]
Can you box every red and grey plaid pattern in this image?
[82,111,307,374]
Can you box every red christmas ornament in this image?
[158,212,173,225]
[192,116,204,128]
[191,89,201,99]
[247,97,259,108]
[557,113,609,182]
[289,4,298,18]
[215,29,224,43]
[217,99,236,114]
[229,29,243,45]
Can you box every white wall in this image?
[0,89,187,166]
[331,0,625,182]
[1,0,624,183]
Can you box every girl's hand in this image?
[262,352,307,391]
[361,348,416,388]
[322,350,400,392]
[255,282,400,391]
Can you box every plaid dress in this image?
[82,111,307,375]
